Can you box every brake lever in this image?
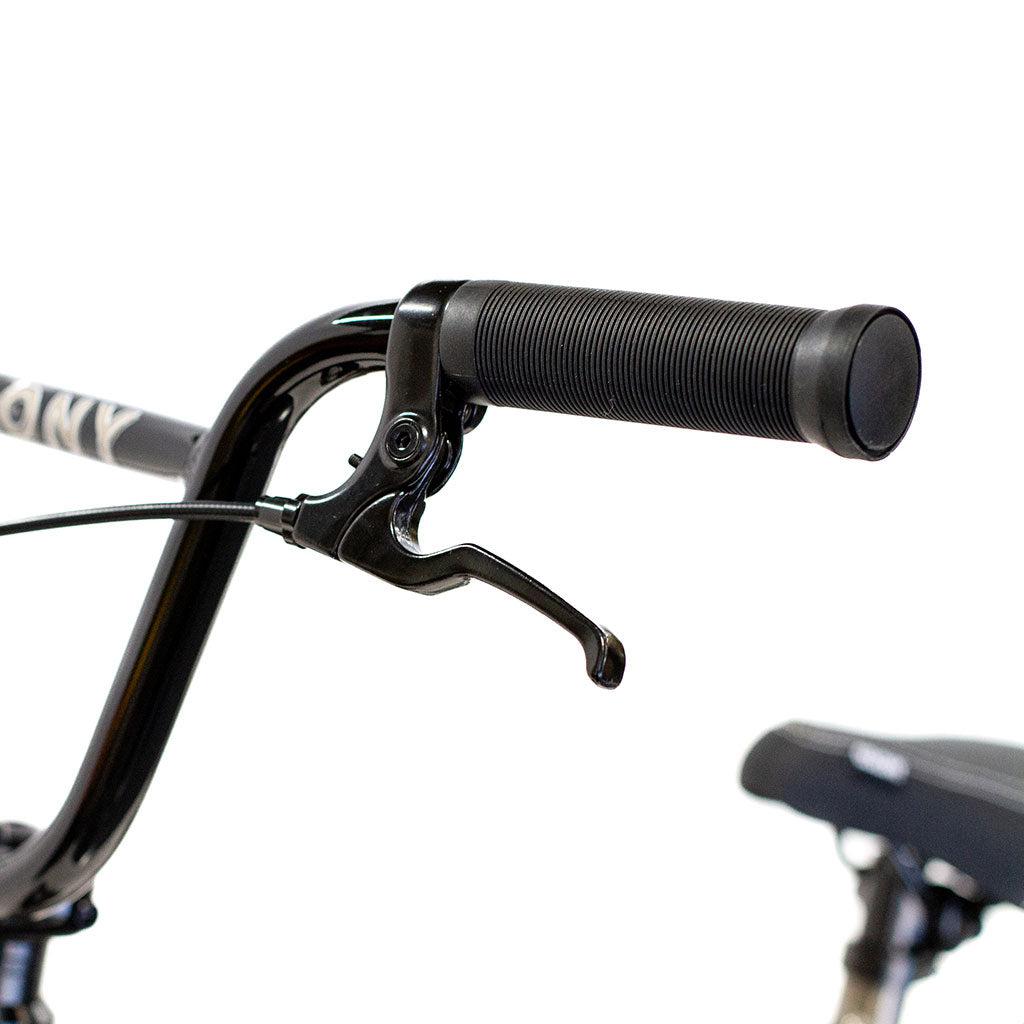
[339,493,625,687]
[265,280,626,688]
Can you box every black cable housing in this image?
[0,501,262,538]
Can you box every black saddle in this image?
[741,722,1024,906]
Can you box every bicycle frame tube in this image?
[0,301,396,920]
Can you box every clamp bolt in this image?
[385,417,424,463]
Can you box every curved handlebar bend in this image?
[0,302,396,920]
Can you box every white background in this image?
[1,3,1021,1021]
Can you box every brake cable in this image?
[0,498,291,537]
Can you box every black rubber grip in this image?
[439,281,921,460]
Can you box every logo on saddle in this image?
[849,741,911,786]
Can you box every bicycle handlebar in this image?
[0,373,203,477]
[0,282,924,1014]
[0,278,923,936]
[439,281,921,460]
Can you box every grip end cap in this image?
[790,306,921,461]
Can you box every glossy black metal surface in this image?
[0,302,396,920]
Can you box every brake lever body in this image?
[339,494,625,687]
[279,281,625,688]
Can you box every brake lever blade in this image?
[338,495,625,688]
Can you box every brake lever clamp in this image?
[260,280,625,689]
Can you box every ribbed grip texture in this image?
[472,282,822,441]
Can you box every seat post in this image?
[833,851,922,1024]
[832,847,985,1024]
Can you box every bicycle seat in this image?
[741,722,1024,906]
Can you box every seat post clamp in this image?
[835,846,986,1024]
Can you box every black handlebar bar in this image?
[0,373,204,478]
[0,303,397,924]
[439,281,921,460]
